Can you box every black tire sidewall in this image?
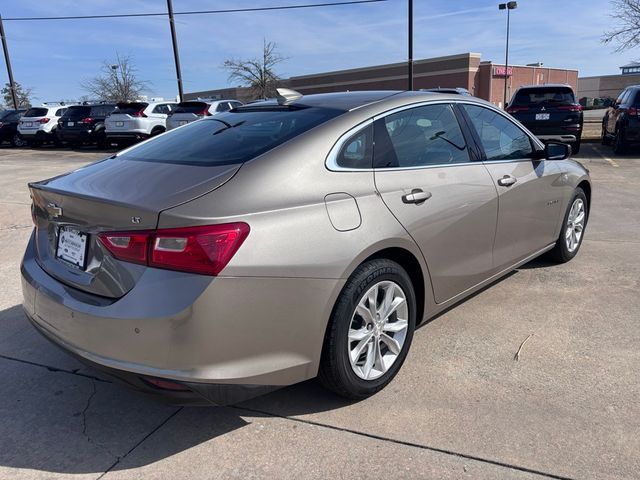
[326,260,416,398]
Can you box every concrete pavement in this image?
[0,143,638,479]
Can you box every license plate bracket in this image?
[56,227,88,269]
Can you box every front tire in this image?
[319,259,416,399]
[548,187,588,263]
[601,121,611,146]
[11,133,26,147]
[613,127,627,155]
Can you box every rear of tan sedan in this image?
[21,92,420,405]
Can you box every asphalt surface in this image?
[0,143,638,479]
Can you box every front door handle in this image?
[497,175,517,187]
[402,189,432,204]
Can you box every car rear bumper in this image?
[21,232,341,403]
[57,129,92,142]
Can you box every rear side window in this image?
[24,108,48,117]
[55,108,67,116]
[462,104,533,161]
[215,102,231,112]
[374,104,470,168]
[120,107,344,166]
[90,105,116,117]
[1,111,21,122]
[512,87,576,106]
[152,104,171,114]
[335,124,373,169]
[174,102,208,114]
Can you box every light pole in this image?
[408,0,413,90]
[498,1,517,109]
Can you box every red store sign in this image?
[493,66,513,77]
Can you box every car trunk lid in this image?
[29,156,241,298]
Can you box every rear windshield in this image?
[90,105,117,116]
[173,102,208,114]
[63,106,91,118]
[0,111,22,122]
[512,87,576,106]
[24,108,48,117]
[120,106,344,166]
[116,102,148,114]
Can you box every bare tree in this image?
[222,40,287,99]
[603,0,640,51]
[1,82,33,108]
[81,54,149,102]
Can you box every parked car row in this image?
[601,84,640,154]
[0,98,243,149]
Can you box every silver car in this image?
[21,90,591,405]
[166,99,243,130]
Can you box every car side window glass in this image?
[216,102,230,112]
[55,108,67,116]
[335,124,373,169]
[374,103,470,168]
[616,90,627,105]
[462,104,533,161]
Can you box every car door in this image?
[373,102,498,304]
[608,90,628,135]
[460,103,564,271]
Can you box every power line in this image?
[3,0,388,21]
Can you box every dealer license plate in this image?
[56,227,88,269]
[68,121,75,127]
[535,113,550,120]
[26,122,33,127]
[179,121,188,126]
[116,121,124,127]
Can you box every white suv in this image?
[166,100,243,130]
[105,101,177,145]
[18,105,69,146]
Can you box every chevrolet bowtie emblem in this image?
[46,203,62,218]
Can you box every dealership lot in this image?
[0,144,638,479]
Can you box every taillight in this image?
[133,108,147,118]
[506,106,529,114]
[97,223,250,276]
[198,105,212,116]
[39,118,50,124]
[557,105,583,112]
[629,107,638,116]
[80,117,93,124]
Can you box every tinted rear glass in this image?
[116,102,148,114]
[120,107,344,166]
[174,102,208,114]
[0,111,22,122]
[63,106,91,117]
[90,105,117,116]
[24,108,48,117]
[512,87,576,106]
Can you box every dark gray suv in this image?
[507,84,583,154]
[602,85,640,154]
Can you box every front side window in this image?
[462,104,533,161]
[374,103,470,168]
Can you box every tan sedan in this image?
[22,90,590,405]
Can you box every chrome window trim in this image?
[325,99,544,173]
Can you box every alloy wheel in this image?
[12,134,26,147]
[565,198,585,253]
[348,280,409,380]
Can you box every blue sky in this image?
[0,0,629,102]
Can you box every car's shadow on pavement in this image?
[0,304,359,475]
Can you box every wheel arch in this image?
[577,179,591,218]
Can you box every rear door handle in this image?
[402,189,432,204]
[497,175,517,187]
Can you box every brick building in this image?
[186,52,578,107]
[577,62,640,100]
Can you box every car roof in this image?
[515,84,574,91]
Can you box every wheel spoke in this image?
[356,303,374,323]
[383,318,408,334]
[380,333,401,355]
[374,340,386,373]
[349,327,369,342]
[366,285,378,320]
[362,341,375,378]
[381,295,405,322]
[350,332,373,363]
[574,211,585,225]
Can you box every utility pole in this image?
[407,0,413,90]
[166,0,184,102]
[0,14,18,109]
[499,1,517,109]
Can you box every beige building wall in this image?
[578,74,640,99]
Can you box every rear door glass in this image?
[117,103,148,114]
[512,87,576,106]
[64,106,91,118]
[24,108,48,117]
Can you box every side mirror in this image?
[544,142,571,160]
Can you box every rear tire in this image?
[11,133,26,147]
[601,121,611,146]
[547,187,588,263]
[570,139,581,155]
[318,259,416,400]
[96,131,107,149]
[613,127,627,155]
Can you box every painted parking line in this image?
[592,145,619,167]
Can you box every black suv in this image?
[56,103,117,147]
[507,84,583,154]
[602,85,640,154]
[0,109,27,147]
